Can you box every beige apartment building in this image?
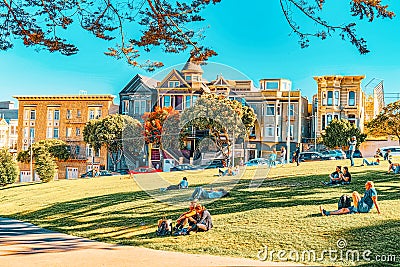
[313,75,366,135]
[14,95,115,181]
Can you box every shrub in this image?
[35,149,57,183]
[0,148,18,186]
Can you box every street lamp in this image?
[286,90,291,163]
[314,98,318,152]
[30,133,33,181]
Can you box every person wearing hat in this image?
[348,136,357,167]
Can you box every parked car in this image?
[298,152,332,162]
[345,149,363,158]
[129,167,162,175]
[202,159,226,169]
[170,164,202,172]
[321,149,346,160]
[245,158,268,166]
[379,146,400,157]
[116,169,129,175]
[80,170,113,178]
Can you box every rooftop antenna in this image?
[79,90,88,95]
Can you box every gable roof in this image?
[119,74,158,95]
[158,69,191,88]
[213,75,230,86]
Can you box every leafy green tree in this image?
[366,100,400,144]
[322,119,366,149]
[17,139,70,163]
[35,149,57,183]
[0,148,18,186]
[83,114,142,170]
[0,0,394,69]
[180,94,256,160]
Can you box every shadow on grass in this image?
[6,169,400,250]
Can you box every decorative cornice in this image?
[13,95,115,101]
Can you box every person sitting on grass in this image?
[187,203,213,234]
[361,158,380,166]
[322,166,343,186]
[320,181,381,216]
[162,177,189,191]
[218,166,238,176]
[341,166,352,185]
[387,162,400,174]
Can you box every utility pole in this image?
[286,90,291,163]
[30,132,33,181]
[314,98,318,152]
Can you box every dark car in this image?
[116,169,129,175]
[80,170,113,178]
[201,159,226,169]
[321,149,346,160]
[298,152,332,162]
[345,149,363,158]
[170,164,202,172]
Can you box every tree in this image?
[180,94,256,160]
[366,100,400,144]
[143,106,180,148]
[1,1,394,69]
[35,149,57,183]
[322,119,366,149]
[17,139,70,163]
[83,114,142,170]
[0,148,18,186]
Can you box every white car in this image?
[380,146,400,157]
[245,158,268,166]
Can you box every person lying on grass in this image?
[320,181,381,216]
[190,187,229,200]
[322,166,343,186]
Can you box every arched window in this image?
[348,91,356,106]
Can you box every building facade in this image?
[14,95,115,181]
[313,75,366,136]
[119,60,310,163]
[0,101,18,154]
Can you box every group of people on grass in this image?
[322,165,351,186]
[174,199,213,235]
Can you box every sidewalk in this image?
[0,218,300,267]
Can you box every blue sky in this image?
[1,1,400,105]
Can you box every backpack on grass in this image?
[338,194,352,210]
[156,219,172,236]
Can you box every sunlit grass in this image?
[1,157,399,266]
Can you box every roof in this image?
[13,95,115,101]
[119,74,158,95]
[181,59,203,74]
[0,109,18,122]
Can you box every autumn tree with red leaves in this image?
[143,106,180,149]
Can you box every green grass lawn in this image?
[1,158,400,266]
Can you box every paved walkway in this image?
[0,218,300,267]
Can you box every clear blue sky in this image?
[1,1,400,105]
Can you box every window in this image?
[185,75,191,81]
[66,127,72,138]
[47,110,53,121]
[23,144,28,151]
[168,81,180,88]
[327,91,333,106]
[192,95,198,104]
[30,110,36,120]
[276,126,280,137]
[266,104,275,116]
[95,149,101,157]
[134,100,146,114]
[96,109,102,119]
[290,125,294,138]
[348,114,356,125]
[76,128,81,136]
[53,128,59,139]
[54,110,60,121]
[46,127,52,138]
[121,100,129,114]
[322,115,326,130]
[66,109,72,119]
[327,114,333,125]
[89,110,95,120]
[348,91,356,106]
[192,75,200,81]
[276,104,281,116]
[185,96,191,108]
[24,110,30,120]
[289,104,294,116]
[334,114,339,120]
[322,91,327,106]
[266,82,279,89]
[164,96,171,107]
[77,110,81,118]
[75,146,80,155]
[23,127,29,138]
[29,128,35,138]
[265,127,274,137]
[334,91,340,106]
